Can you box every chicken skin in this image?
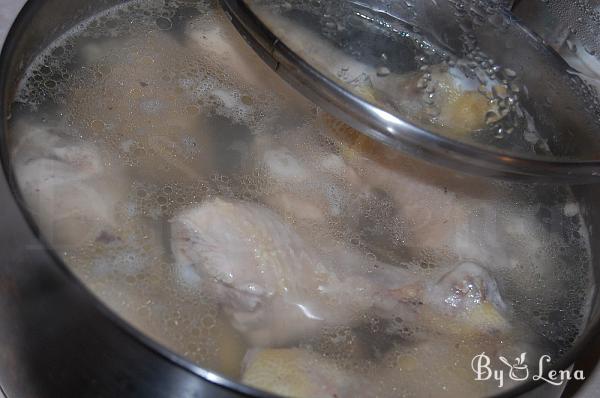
[171,199,510,347]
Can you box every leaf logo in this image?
[499,353,529,381]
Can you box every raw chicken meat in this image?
[69,32,215,184]
[370,63,502,137]
[252,130,364,228]
[186,25,269,89]
[322,115,478,252]
[11,123,126,248]
[171,198,511,347]
[323,118,556,280]
[69,22,308,188]
[171,198,418,346]
[242,348,357,398]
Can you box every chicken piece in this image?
[322,117,526,270]
[371,63,501,137]
[247,4,376,91]
[171,197,515,347]
[186,26,266,89]
[74,24,286,183]
[253,125,406,264]
[380,337,515,397]
[69,31,215,184]
[171,198,423,347]
[242,348,356,398]
[324,117,475,251]
[359,158,466,252]
[324,118,565,303]
[265,191,327,224]
[185,13,311,107]
[381,261,512,338]
[254,130,364,227]
[71,18,308,188]
[11,123,126,248]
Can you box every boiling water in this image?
[7,0,594,397]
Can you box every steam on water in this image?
[8,0,594,397]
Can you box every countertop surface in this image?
[0,0,599,397]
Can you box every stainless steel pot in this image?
[0,1,599,397]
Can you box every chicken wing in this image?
[11,123,126,248]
